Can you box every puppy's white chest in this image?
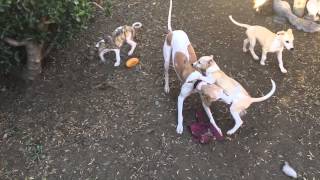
[269,39,282,52]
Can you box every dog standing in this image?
[95,22,142,66]
[193,56,276,135]
[163,0,224,135]
[229,15,294,73]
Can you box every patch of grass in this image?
[24,139,45,163]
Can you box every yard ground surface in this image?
[1,0,319,179]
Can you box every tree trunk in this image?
[24,42,43,80]
[4,38,43,80]
[293,0,308,17]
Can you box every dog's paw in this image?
[281,68,287,73]
[128,51,133,56]
[164,85,170,94]
[100,58,106,63]
[226,129,235,135]
[260,61,266,66]
[243,48,248,53]
[176,125,183,134]
[114,62,120,67]
[253,56,259,60]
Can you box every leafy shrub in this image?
[0,0,111,76]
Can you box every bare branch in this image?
[3,37,28,47]
[89,2,105,11]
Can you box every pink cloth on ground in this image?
[189,109,224,144]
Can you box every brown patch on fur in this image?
[166,32,173,46]
[113,26,135,48]
[174,52,195,82]
[201,84,223,106]
[187,44,197,63]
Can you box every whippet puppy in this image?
[229,15,294,73]
[193,55,276,135]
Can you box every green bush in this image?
[0,0,111,76]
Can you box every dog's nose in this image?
[290,48,294,51]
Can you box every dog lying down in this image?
[193,55,276,135]
[95,22,142,66]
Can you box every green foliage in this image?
[0,0,111,74]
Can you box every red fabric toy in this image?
[189,109,224,143]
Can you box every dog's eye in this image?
[285,41,289,43]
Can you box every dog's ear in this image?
[95,39,105,48]
[276,31,285,36]
[105,35,113,43]
[287,28,293,34]
[209,55,215,64]
[183,58,190,65]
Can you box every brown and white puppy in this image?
[229,15,294,73]
[193,56,276,135]
[163,0,221,135]
[95,22,142,66]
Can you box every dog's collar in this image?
[206,66,220,74]
[193,79,202,89]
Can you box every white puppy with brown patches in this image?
[95,22,142,66]
[229,15,294,73]
[193,56,276,135]
[163,0,222,135]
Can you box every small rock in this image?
[146,128,155,134]
[103,161,111,166]
[314,100,320,106]
[0,87,6,92]
[2,133,8,139]
[155,101,159,106]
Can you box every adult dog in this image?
[163,0,222,135]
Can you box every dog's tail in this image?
[228,15,251,29]
[250,79,276,103]
[132,22,143,29]
[167,0,173,32]
[253,0,269,10]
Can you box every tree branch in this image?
[89,2,105,11]
[3,37,29,47]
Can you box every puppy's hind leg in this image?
[126,38,137,56]
[99,50,108,63]
[227,105,243,135]
[243,38,249,52]
[163,42,171,93]
[202,102,223,136]
[248,37,259,60]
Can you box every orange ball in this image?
[126,57,140,68]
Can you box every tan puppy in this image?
[229,15,294,73]
[194,81,233,107]
[193,56,276,135]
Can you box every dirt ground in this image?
[1,0,320,179]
